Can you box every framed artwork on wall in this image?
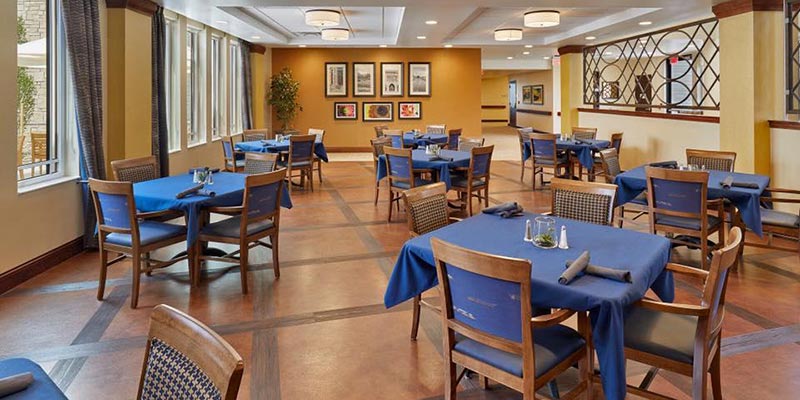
[325,62,348,97]
[381,62,404,96]
[398,102,422,119]
[353,62,375,97]
[522,85,533,104]
[408,62,431,96]
[363,102,393,121]
[334,102,358,120]
[532,84,544,105]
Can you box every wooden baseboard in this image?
[327,146,371,152]
[0,238,84,295]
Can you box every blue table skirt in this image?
[402,132,448,148]
[384,212,673,400]
[134,172,293,247]
[0,358,67,399]
[376,149,471,189]
[235,139,329,162]
[614,166,770,236]
[523,139,610,170]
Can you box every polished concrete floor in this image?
[1,160,798,399]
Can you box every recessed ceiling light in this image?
[543,56,551,60]
[639,21,652,26]
[215,20,228,25]
[379,44,388,48]
[522,51,530,55]
[298,44,307,48]
[524,44,533,48]
[507,56,514,60]
[251,36,262,40]
[425,20,438,25]
[585,36,596,41]
[444,44,453,48]
[417,35,427,40]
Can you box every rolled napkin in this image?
[731,181,760,189]
[585,264,633,283]
[481,202,523,218]
[559,250,590,285]
[0,372,34,397]
[720,176,734,189]
[175,184,205,199]
[649,161,678,169]
[197,189,216,197]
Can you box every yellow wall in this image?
[770,128,800,213]
[271,48,482,149]
[560,53,582,135]
[509,69,553,131]
[480,75,508,127]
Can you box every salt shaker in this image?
[524,219,533,242]
[193,169,199,184]
[206,170,214,185]
[558,225,569,249]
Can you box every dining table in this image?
[235,138,329,162]
[376,149,471,189]
[401,132,448,148]
[524,138,610,171]
[0,358,67,399]
[383,212,674,400]
[614,165,770,236]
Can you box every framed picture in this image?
[381,62,403,97]
[325,62,348,97]
[353,62,375,97]
[334,102,358,120]
[602,81,620,102]
[532,84,545,105]
[522,86,533,104]
[408,62,431,96]
[363,102,393,121]
[398,102,422,119]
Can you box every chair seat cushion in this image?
[200,216,275,239]
[534,156,569,166]
[655,214,721,231]
[628,192,648,206]
[279,160,312,168]
[451,176,486,188]
[761,208,800,228]
[453,325,585,378]
[226,159,246,168]
[106,221,186,247]
[624,306,698,364]
[391,178,433,190]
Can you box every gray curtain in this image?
[151,6,169,177]
[239,39,254,130]
[61,0,105,248]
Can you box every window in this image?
[229,41,242,135]
[16,0,70,183]
[164,17,180,151]
[186,26,205,145]
[210,34,224,139]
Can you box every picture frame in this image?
[380,62,404,97]
[333,102,358,120]
[325,62,348,97]
[352,62,375,97]
[532,84,545,105]
[408,62,431,96]
[398,102,422,120]
[602,81,620,102]
[522,85,533,104]
[363,102,394,121]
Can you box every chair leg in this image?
[484,187,489,208]
[130,252,141,308]
[318,161,323,183]
[711,342,722,400]
[411,294,421,340]
[97,249,108,301]
[467,191,473,216]
[287,168,293,194]
[693,355,709,400]
[701,237,709,270]
[387,190,394,222]
[520,160,525,181]
[240,241,249,294]
[444,358,458,400]
[479,375,490,390]
[271,233,280,279]
[374,181,380,206]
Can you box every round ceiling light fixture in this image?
[524,10,560,28]
[494,28,523,41]
[305,9,341,27]
[321,28,350,41]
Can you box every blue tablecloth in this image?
[133,172,292,247]
[614,166,770,236]
[524,139,610,170]
[376,149,471,189]
[0,358,67,399]
[384,212,673,400]
[235,139,329,162]
[402,132,448,148]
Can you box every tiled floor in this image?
[1,160,798,399]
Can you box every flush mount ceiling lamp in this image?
[321,28,349,41]
[494,28,523,41]
[524,10,560,28]
[305,9,341,27]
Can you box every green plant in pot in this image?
[267,67,302,135]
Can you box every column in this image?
[558,46,584,135]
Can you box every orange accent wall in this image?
[271,48,482,149]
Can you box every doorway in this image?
[508,80,517,127]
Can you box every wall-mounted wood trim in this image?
[558,45,584,55]
[517,109,553,116]
[250,44,267,55]
[769,120,800,130]
[106,0,157,16]
[481,105,506,110]
[327,146,371,152]
[577,107,720,123]
[712,0,782,19]
[0,238,83,295]
[481,119,508,123]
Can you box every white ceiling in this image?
[157,0,715,70]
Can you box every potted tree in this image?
[267,67,302,136]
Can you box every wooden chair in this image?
[384,129,408,148]
[384,146,432,222]
[374,124,389,138]
[743,187,800,256]
[308,128,325,183]
[426,124,447,134]
[529,133,569,190]
[452,145,494,216]
[458,138,485,152]
[517,128,534,181]
[242,128,269,142]
[243,152,278,175]
[445,128,462,150]
[138,304,244,400]
[196,169,285,293]
[590,132,623,181]
[16,135,25,179]
[610,132,624,154]
[279,134,316,193]
[371,137,393,205]
[599,148,648,227]
[550,178,617,226]
[686,149,736,172]
[645,167,725,270]
[571,127,597,140]
[111,156,159,183]
[31,132,47,175]
[623,227,743,400]
[89,179,188,308]
[222,136,245,172]
[431,238,592,400]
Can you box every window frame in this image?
[164,15,181,152]
[228,40,242,135]
[210,33,225,140]
[185,24,206,146]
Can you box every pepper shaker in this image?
[524,219,533,242]
[558,225,569,249]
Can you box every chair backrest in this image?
[221,136,236,162]
[308,128,325,142]
[468,145,494,181]
[242,169,286,225]
[530,133,559,163]
[89,179,138,244]
[111,156,159,183]
[572,127,597,140]
[384,130,405,148]
[458,138,485,152]
[374,124,389,138]
[700,227,743,341]
[242,129,269,142]
[426,124,446,134]
[244,152,278,175]
[686,148,736,172]
[551,178,618,226]
[599,148,622,184]
[402,182,450,236]
[370,137,393,163]
[447,128,462,149]
[288,134,316,165]
[431,238,534,366]
[138,304,244,400]
[383,146,414,187]
[517,128,532,157]
[31,132,47,160]
[610,132,623,154]
[645,166,709,225]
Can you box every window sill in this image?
[17,175,79,195]
[168,148,181,155]
[187,141,207,149]
[212,136,222,142]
